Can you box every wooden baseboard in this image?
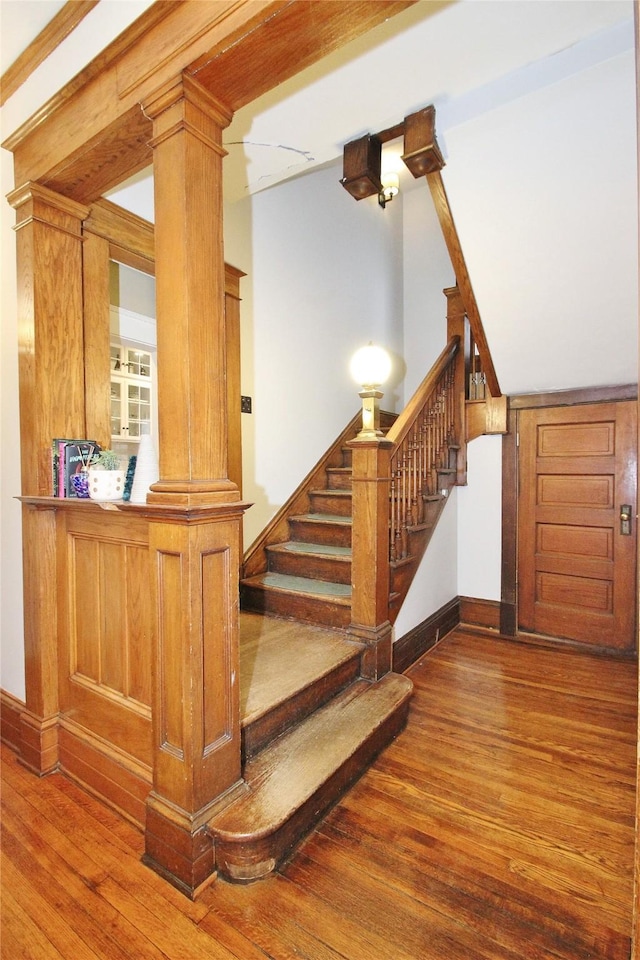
[393,597,460,674]
[58,720,151,829]
[1,689,24,753]
[459,596,501,632]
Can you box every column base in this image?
[348,621,393,680]
[18,710,59,776]
[144,796,217,899]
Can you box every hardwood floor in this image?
[2,627,636,959]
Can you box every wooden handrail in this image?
[386,337,459,449]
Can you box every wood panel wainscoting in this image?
[24,498,154,828]
[2,625,636,959]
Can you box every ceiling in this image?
[1,0,633,213]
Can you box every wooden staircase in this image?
[207,612,412,882]
[207,324,478,885]
[240,414,396,628]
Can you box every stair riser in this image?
[214,695,411,883]
[325,469,353,490]
[241,584,351,628]
[267,549,352,585]
[290,518,351,548]
[242,654,361,760]
[309,492,352,516]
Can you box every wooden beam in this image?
[427,170,501,398]
[190,1,416,112]
[4,1,416,204]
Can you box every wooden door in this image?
[518,401,637,650]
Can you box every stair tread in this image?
[310,488,352,496]
[239,612,361,728]
[243,572,351,601]
[291,513,352,524]
[210,673,413,840]
[268,541,351,559]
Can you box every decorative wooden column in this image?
[140,74,249,897]
[7,183,89,774]
[347,439,394,680]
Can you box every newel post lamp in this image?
[350,343,392,440]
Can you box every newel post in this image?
[347,438,393,680]
[140,73,250,897]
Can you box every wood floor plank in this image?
[1,888,66,960]
[1,852,103,960]
[203,875,350,960]
[1,626,634,959]
[284,846,525,960]
[314,803,629,960]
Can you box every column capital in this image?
[142,71,233,128]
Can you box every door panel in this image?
[518,401,637,650]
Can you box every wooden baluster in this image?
[410,430,419,526]
[389,461,398,562]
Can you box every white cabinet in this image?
[110,344,153,441]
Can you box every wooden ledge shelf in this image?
[19,495,251,522]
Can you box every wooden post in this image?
[347,439,393,680]
[140,74,249,897]
[444,285,468,486]
[7,183,89,774]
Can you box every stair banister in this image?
[386,337,460,450]
[347,336,461,666]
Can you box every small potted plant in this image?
[88,449,126,502]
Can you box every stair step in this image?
[239,612,362,759]
[209,672,413,882]
[241,572,351,627]
[266,541,351,584]
[309,489,352,517]
[289,513,352,548]
[325,467,353,490]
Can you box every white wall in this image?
[401,180,455,399]
[394,487,459,639]
[457,436,503,601]
[443,46,638,396]
[224,161,404,548]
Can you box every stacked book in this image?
[51,439,100,497]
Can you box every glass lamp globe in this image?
[350,344,392,388]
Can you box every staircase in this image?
[240,411,396,628]
[208,611,412,882]
[207,338,463,884]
